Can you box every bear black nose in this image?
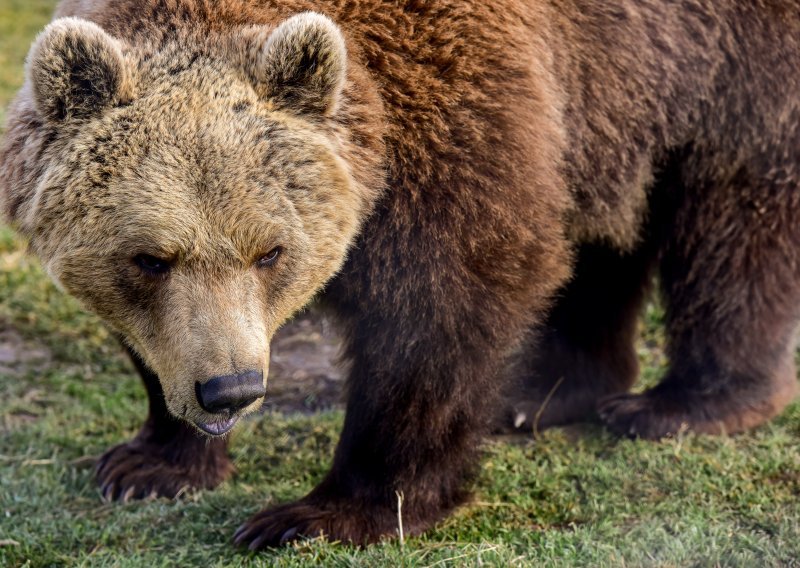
[196,370,265,413]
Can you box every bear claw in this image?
[95,439,232,501]
[598,391,712,439]
[597,392,673,439]
[233,499,401,549]
[233,503,322,549]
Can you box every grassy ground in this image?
[2,2,800,567]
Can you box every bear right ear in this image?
[247,12,347,117]
[26,18,133,122]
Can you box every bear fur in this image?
[2,0,800,547]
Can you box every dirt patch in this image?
[0,324,52,377]
[0,310,345,415]
[264,310,346,413]
[0,324,54,432]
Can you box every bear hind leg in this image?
[499,243,655,432]
[600,168,800,438]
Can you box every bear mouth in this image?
[195,416,239,436]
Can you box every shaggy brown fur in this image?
[2,0,800,548]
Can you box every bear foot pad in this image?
[234,499,403,549]
[96,440,232,502]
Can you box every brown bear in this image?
[2,0,799,548]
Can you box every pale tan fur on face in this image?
[4,14,378,429]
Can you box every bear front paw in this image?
[233,499,402,549]
[95,438,233,502]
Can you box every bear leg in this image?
[95,347,233,501]
[600,164,800,439]
[234,172,572,547]
[499,243,655,432]
[234,306,520,547]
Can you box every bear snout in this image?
[195,370,266,415]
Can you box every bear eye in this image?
[133,254,172,276]
[256,247,282,268]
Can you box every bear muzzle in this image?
[193,370,266,436]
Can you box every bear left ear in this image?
[26,17,133,122]
[250,12,347,117]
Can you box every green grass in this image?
[0,0,55,128]
[2,3,800,567]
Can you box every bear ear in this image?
[251,12,347,117]
[26,17,133,122]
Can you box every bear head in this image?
[1,13,383,435]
